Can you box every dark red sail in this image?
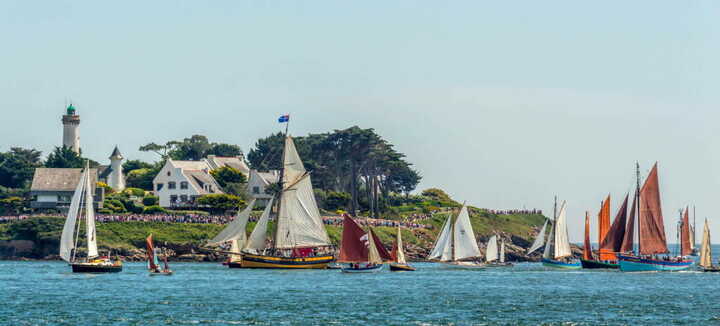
[338,215,369,262]
[146,234,157,270]
[638,163,668,255]
[600,194,628,254]
[620,194,636,253]
[681,207,692,256]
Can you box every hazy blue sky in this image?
[2,1,719,242]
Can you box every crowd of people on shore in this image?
[486,209,542,215]
[322,215,431,230]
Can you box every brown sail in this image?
[598,195,613,261]
[638,163,668,255]
[600,194,628,257]
[681,207,692,256]
[146,234,157,270]
[583,211,592,260]
[620,193,636,253]
[338,215,369,262]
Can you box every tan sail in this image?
[699,219,712,268]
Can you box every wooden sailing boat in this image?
[239,133,334,269]
[389,226,415,271]
[698,219,719,272]
[338,215,392,273]
[206,199,257,268]
[617,163,693,272]
[427,204,485,269]
[59,161,122,273]
[485,234,513,267]
[540,198,581,269]
[581,195,628,269]
[147,234,172,276]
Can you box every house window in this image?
[170,195,178,203]
[180,195,188,203]
[167,171,171,176]
[180,181,188,190]
[253,186,260,194]
[156,183,164,191]
[168,182,176,189]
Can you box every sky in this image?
[1,1,719,242]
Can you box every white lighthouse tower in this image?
[108,146,126,191]
[62,104,81,153]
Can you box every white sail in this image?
[486,235,498,262]
[59,170,87,262]
[700,219,712,268]
[396,227,406,264]
[543,221,555,259]
[428,212,453,261]
[453,205,481,260]
[553,201,572,259]
[84,165,98,259]
[367,231,382,264]
[527,219,548,255]
[500,240,506,263]
[208,199,256,246]
[274,137,331,249]
[689,225,696,250]
[228,239,241,262]
[244,198,274,253]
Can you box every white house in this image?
[247,169,280,206]
[153,159,224,208]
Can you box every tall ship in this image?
[427,204,485,269]
[617,163,693,272]
[238,134,334,269]
[337,215,392,273]
[580,195,628,269]
[59,162,123,273]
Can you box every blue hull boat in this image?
[617,255,693,272]
[541,258,581,270]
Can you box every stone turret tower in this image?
[62,104,81,153]
[108,146,126,191]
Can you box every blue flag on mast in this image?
[278,114,290,123]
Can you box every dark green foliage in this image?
[123,187,146,197]
[207,143,242,157]
[125,168,156,191]
[140,135,243,161]
[122,160,153,174]
[0,147,42,188]
[143,205,167,214]
[210,166,247,188]
[142,196,159,206]
[45,146,88,168]
[196,194,244,214]
[324,191,351,210]
[0,196,25,214]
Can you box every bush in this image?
[97,182,113,194]
[143,205,167,214]
[324,191,350,211]
[196,194,244,214]
[142,196,159,206]
[210,166,246,188]
[124,187,146,197]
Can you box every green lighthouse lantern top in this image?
[66,104,76,115]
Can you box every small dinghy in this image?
[698,219,720,272]
[427,203,486,270]
[485,235,513,268]
[389,226,415,272]
[147,234,173,276]
[338,215,392,273]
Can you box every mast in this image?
[451,207,457,261]
[272,119,290,251]
[693,205,697,249]
[635,162,641,255]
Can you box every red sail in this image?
[600,194,628,256]
[146,234,157,270]
[638,163,669,255]
[370,229,393,262]
[681,207,692,256]
[583,211,592,260]
[338,215,369,262]
[620,194,636,253]
[598,195,614,261]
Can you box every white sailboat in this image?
[539,198,580,269]
[485,234,513,267]
[699,219,720,272]
[389,226,416,271]
[427,204,485,269]
[60,162,122,273]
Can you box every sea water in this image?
[1,260,718,326]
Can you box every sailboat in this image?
[581,195,628,269]
[617,163,693,272]
[485,234,512,267]
[147,234,172,276]
[338,215,392,273]
[239,135,334,269]
[539,198,580,269]
[427,204,485,269]
[698,219,719,272]
[389,226,415,271]
[206,199,257,268]
[689,206,699,256]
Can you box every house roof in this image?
[185,170,224,195]
[30,168,98,192]
[170,160,212,171]
[109,146,123,159]
[205,155,250,175]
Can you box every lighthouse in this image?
[62,104,81,153]
[108,146,126,191]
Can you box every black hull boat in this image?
[486,262,514,268]
[71,263,123,273]
[389,263,416,272]
[580,259,619,269]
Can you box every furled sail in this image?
[600,194,628,258]
[583,212,592,260]
[59,169,87,262]
[208,199,256,246]
[681,207,692,256]
[553,201,572,259]
[453,205,481,260]
[428,212,454,261]
[620,193,637,253]
[500,240,506,263]
[486,235,498,262]
[244,198,273,253]
[275,136,330,249]
[597,195,613,261]
[527,219,548,255]
[391,227,407,265]
[84,164,98,259]
[638,163,669,255]
[699,219,712,268]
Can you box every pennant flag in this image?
[278,114,290,123]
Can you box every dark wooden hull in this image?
[71,263,123,273]
[580,259,620,269]
[149,271,173,276]
[239,253,334,269]
[702,266,720,272]
[389,263,416,272]
[486,262,514,268]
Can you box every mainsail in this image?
[680,207,692,256]
[391,227,407,265]
[59,169,87,262]
[428,212,453,261]
[486,235,498,262]
[620,193,637,253]
[599,194,629,259]
[244,198,274,253]
[597,195,611,261]
[553,201,572,259]
[699,219,712,268]
[338,215,391,263]
[274,136,330,249]
[499,240,506,263]
[583,212,592,260]
[543,220,555,259]
[84,165,98,259]
[208,199,256,246]
[527,219,548,255]
[453,205,481,260]
[638,164,669,255]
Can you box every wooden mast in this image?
[272,116,290,252]
[635,162,641,255]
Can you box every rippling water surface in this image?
[1,260,719,325]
